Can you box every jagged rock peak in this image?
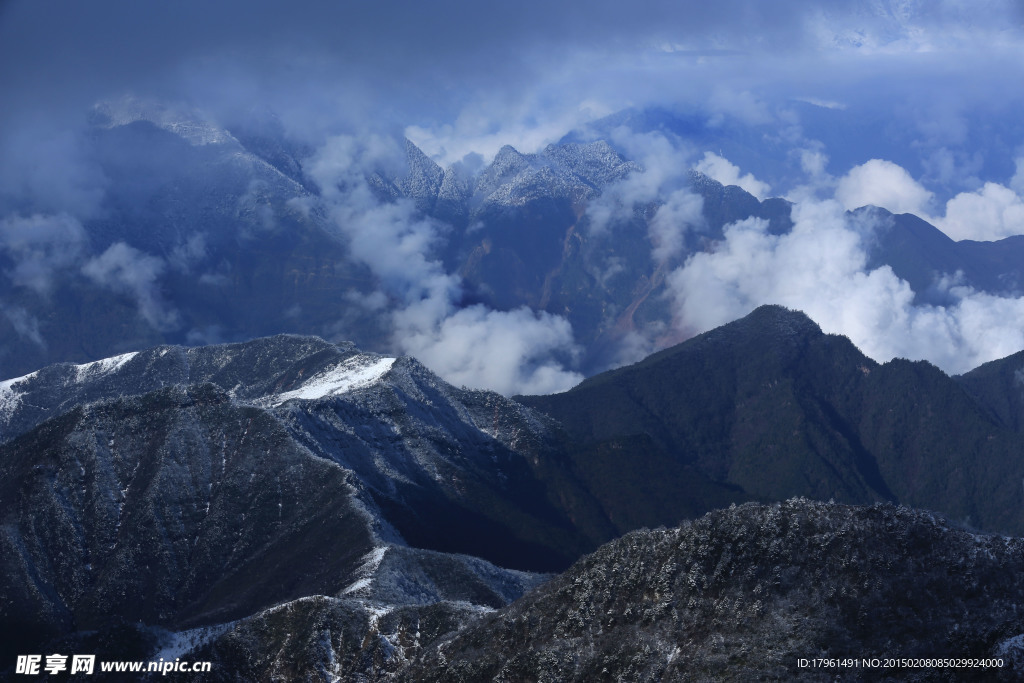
[639,305,825,370]
[479,145,534,186]
[399,138,445,200]
[543,140,640,186]
[647,305,830,371]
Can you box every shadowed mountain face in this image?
[0,108,388,380]
[0,383,376,661]
[860,207,1024,303]
[520,305,1024,537]
[402,499,1024,682]
[957,350,1024,432]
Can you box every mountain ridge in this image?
[520,304,1024,536]
[401,498,1024,682]
[7,307,1024,678]
[5,105,1024,387]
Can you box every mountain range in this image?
[5,102,1024,382]
[6,306,1024,678]
[8,100,1024,680]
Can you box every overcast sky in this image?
[3,1,1022,176]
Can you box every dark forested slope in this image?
[404,499,1024,682]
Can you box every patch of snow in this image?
[164,120,234,146]
[0,371,38,424]
[73,352,138,382]
[154,622,235,660]
[996,633,1024,657]
[445,599,496,614]
[363,604,393,631]
[95,97,235,147]
[365,547,389,569]
[0,380,25,424]
[342,577,373,595]
[264,356,395,407]
[341,546,390,596]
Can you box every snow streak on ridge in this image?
[263,355,396,407]
[73,351,139,382]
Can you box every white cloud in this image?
[932,182,1024,241]
[1012,157,1024,194]
[783,147,836,203]
[307,134,454,301]
[398,305,583,396]
[707,88,775,127]
[800,148,830,179]
[694,152,771,199]
[0,213,87,295]
[835,159,934,215]
[82,242,179,331]
[584,129,697,238]
[665,198,1024,375]
[2,304,45,348]
[237,180,278,234]
[169,232,208,273]
[649,188,704,264]
[794,97,847,110]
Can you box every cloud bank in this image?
[835,159,934,216]
[4,0,1022,179]
[666,197,1024,375]
[829,156,1024,243]
[934,180,1024,242]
